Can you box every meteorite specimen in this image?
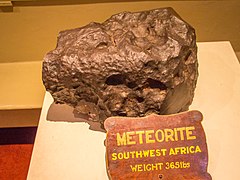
[42,7,198,126]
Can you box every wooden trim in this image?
[0,1,12,7]
[0,109,41,128]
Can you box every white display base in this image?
[27,42,240,180]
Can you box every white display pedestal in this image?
[27,42,240,180]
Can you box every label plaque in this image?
[104,111,212,180]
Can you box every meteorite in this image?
[42,7,198,126]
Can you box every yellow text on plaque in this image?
[111,149,167,161]
[169,145,202,155]
[116,126,196,146]
[130,162,164,172]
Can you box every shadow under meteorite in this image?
[46,103,106,133]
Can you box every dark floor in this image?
[0,127,37,180]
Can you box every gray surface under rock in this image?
[42,7,198,125]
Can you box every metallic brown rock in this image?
[42,7,198,124]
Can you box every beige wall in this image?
[0,1,240,63]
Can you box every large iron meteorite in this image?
[42,7,198,125]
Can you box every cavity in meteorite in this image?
[42,7,198,125]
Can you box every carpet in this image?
[0,127,37,180]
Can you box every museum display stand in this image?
[27,42,240,180]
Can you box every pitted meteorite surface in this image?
[42,8,198,125]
